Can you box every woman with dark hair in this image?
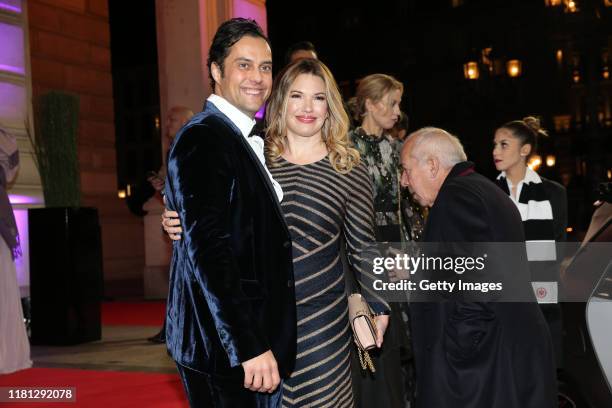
[0,127,31,374]
[493,116,567,367]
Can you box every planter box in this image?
[28,207,103,345]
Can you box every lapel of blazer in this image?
[204,102,290,236]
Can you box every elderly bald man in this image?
[400,127,556,408]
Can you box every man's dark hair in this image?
[207,18,270,91]
[284,41,317,65]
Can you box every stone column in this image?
[145,0,267,299]
[156,0,267,153]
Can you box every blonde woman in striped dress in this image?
[161,58,390,407]
[264,58,390,407]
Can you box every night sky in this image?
[107,1,611,228]
[266,0,412,83]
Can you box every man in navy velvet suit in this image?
[163,18,295,407]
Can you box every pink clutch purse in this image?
[347,293,377,372]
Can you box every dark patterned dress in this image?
[349,128,401,241]
[269,156,384,408]
[349,127,425,243]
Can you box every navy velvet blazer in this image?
[164,101,296,378]
[410,162,557,408]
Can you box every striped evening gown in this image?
[270,157,383,408]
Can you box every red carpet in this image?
[0,368,187,407]
[102,301,166,326]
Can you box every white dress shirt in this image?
[498,167,540,205]
[207,94,283,202]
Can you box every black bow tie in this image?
[249,119,265,137]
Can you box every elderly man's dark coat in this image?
[411,161,557,408]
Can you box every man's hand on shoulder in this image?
[162,209,182,240]
[241,350,280,393]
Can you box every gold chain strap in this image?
[351,305,377,373]
[357,347,376,372]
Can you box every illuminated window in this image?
[0,0,37,289]
[0,0,27,130]
[506,60,522,77]
[528,155,543,171]
[451,0,464,7]
[553,115,571,132]
[564,0,578,13]
[556,49,563,65]
[0,23,24,75]
[463,62,479,80]
[545,0,579,11]
[0,0,20,13]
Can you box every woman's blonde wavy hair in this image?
[265,58,360,174]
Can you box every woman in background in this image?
[0,127,32,374]
[348,74,418,408]
[349,74,403,243]
[493,116,567,369]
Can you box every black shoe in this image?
[147,331,166,344]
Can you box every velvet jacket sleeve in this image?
[168,123,268,367]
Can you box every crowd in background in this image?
[3,16,610,408]
[158,20,578,408]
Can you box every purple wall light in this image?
[0,0,21,14]
[0,21,25,75]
